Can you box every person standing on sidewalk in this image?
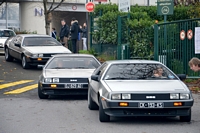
[51,28,57,39]
[81,23,87,50]
[59,19,69,48]
[70,17,80,53]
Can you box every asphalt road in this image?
[0,55,200,133]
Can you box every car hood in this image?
[44,69,95,78]
[0,38,7,45]
[24,46,71,54]
[104,80,188,92]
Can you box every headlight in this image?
[44,78,52,83]
[53,78,59,83]
[180,93,190,99]
[38,54,43,57]
[170,93,179,99]
[32,54,38,57]
[122,94,131,99]
[111,94,121,100]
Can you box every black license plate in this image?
[65,83,83,88]
[139,102,163,108]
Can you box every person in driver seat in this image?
[153,67,164,77]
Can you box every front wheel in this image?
[38,83,49,99]
[22,55,30,69]
[5,47,13,61]
[99,97,110,122]
[180,109,191,122]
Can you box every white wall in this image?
[20,2,45,34]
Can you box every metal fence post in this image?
[154,24,159,61]
[117,15,122,60]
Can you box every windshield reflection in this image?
[104,64,177,80]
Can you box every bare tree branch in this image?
[48,0,55,12]
[49,0,65,13]
[0,0,6,6]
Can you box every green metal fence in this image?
[90,12,130,60]
[154,18,200,77]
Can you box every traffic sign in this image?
[85,2,95,12]
[157,0,174,15]
[180,30,185,40]
[187,29,193,40]
[118,0,130,12]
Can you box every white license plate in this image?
[65,84,83,88]
[139,102,163,108]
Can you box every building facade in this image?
[0,0,157,34]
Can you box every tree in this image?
[43,0,65,35]
[174,0,199,6]
[0,0,6,6]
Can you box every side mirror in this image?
[15,43,21,47]
[177,74,186,80]
[91,75,99,82]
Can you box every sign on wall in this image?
[118,0,130,12]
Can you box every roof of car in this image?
[0,29,15,31]
[16,34,51,37]
[105,60,163,64]
[52,54,96,58]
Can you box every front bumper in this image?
[101,97,193,117]
[39,83,88,95]
[26,56,49,65]
[0,47,4,54]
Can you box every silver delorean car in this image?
[38,54,101,99]
[88,60,194,122]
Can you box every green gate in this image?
[154,18,200,77]
[117,14,130,60]
[90,12,130,60]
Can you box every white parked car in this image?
[0,29,16,54]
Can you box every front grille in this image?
[59,78,88,83]
[131,94,170,100]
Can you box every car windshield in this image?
[103,63,178,80]
[0,30,16,37]
[22,37,62,46]
[46,57,100,69]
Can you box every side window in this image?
[13,36,22,46]
[93,63,107,75]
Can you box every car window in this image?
[13,36,22,45]
[93,63,108,76]
[46,57,100,69]
[22,37,62,46]
[103,63,178,80]
[0,30,16,37]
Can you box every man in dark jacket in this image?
[59,19,69,48]
[70,17,81,53]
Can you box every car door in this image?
[9,36,23,60]
[90,63,108,103]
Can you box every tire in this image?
[22,55,30,69]
[99,97,110,122]
[88,89,99,110]
[180,109,191,122]
[38,83,49,99]
[5,47,13,62]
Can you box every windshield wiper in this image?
[51,67,71,69]
[74,67,87,69]
[106,77,130,80]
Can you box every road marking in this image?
[0,80,33,90]
[4,84,38,94]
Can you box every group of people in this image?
[51,17,87,53]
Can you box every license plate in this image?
[65,84,83,88]
[139,102,163,108]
